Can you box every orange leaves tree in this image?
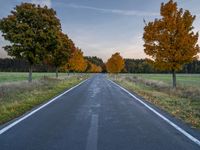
[143,0,199,88]
[86,61,102,73]
[106,52,124,73]
[68,49,87,72]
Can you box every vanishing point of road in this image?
[0,75,200,150]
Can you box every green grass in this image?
[0,74,89,125]
[0,72,68,83]
[129,74,200,88]
[109,74,200,128]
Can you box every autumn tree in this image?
[0,3,61,82]
[85,56,105,72]
[85,56,104,66]
[143,0,199,88]
[95,65,102,73]
[68,49,87,72]
[45,32,74,77]
[86,60,102,73]
[106,52,125,73]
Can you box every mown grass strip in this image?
[0,75,89,125]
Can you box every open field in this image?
[109,74,200,128]
[0,73,89,125]
[0,72,69,84]
[132,74,200,88]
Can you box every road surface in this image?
[0,75,200,150]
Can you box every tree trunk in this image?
[56,67,58,78]
[172,69,176,89]
[28,64,32,83]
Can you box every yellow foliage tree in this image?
[143,0,199,88]
[106,52,125,73]
[86,61,102,73]
[68,49,87,72]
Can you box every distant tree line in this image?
[0,56,104,73]
[85,56,106,72]
[0,58,55,72]
[1,58,200,73]
[85,56,104,67]
[124,59,200,73]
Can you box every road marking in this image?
[0,78,89,135]
[86,114,98,150]
[108,79,200,147]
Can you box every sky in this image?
[0,0,200,61]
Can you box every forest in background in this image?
[0,58,200,73]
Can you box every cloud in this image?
[0,48,8,58]
[0,33,10,58]
[31,0,51,8]
[67,4,159,17]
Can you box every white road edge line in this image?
[0,78,89,135]
[108,79,200,147]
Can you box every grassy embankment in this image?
[0,73,89,125]
[109,74,200,128]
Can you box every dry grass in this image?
[118,75,200,101]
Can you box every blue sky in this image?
[0,0,200,61]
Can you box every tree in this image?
[143,0,199,88]
[45,32,74,77]
[68,49,87,72]
[124,59,155,73]
[85,56,104,72]
[0,3,61,82]
[106,52,124,73]
[86,60,102,73]
[85,56,104,66]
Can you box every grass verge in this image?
[0,74,89,125]
[0,72,70,84]
[109,74,200,129]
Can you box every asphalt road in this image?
[0,74,200,150]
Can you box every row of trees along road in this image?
[0,3,63,82]
[143,0,200,88]
[1,58,200,73]
[1,0,199,88]
[0,3,102,82]
[124,59,200,73]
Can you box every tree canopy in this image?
[45,32,75,77]
[106,52,124,73]
[86,60,102,73]
[143,0,199,88]
[0,3,61,82]
[68,49,87,72]
[85,56,104,67]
